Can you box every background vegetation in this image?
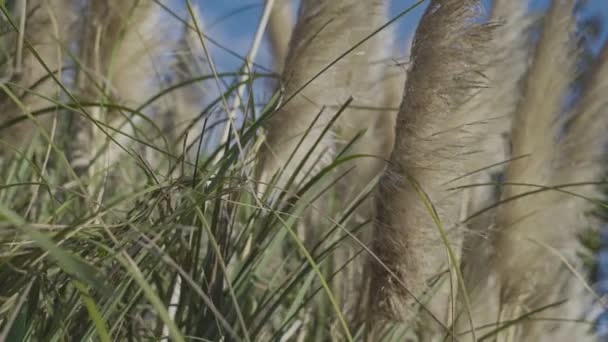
[0,0,607,341]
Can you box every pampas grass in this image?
[491,1,583,340]
[1,0,607,341]
[257,0,401,325]
[70,0,169,177]
[0,0,75,157]
[163,5,211,155]
[491,0,606,339]
[266,0,293,73]
[456,0,532,337]
[370,0,495,337]
[257,0,391,202]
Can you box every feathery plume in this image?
[163,5,210,156]
[369,0,494,336]
[336,24,400,220]
[0,0,75,156]
[455,0,532,336]
[494,0,577,312]
[379,51,405,160]
[70,0,167,175]
[266,0,293,73]
[258,0,390,201]
[257,0,395,323]
[491,0,599,340]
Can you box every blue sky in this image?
[186,0,608,72]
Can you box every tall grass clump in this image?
[257,0,400,324]
[0,0,607,341]
[0,0,407,340]
[369,0,608,340]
